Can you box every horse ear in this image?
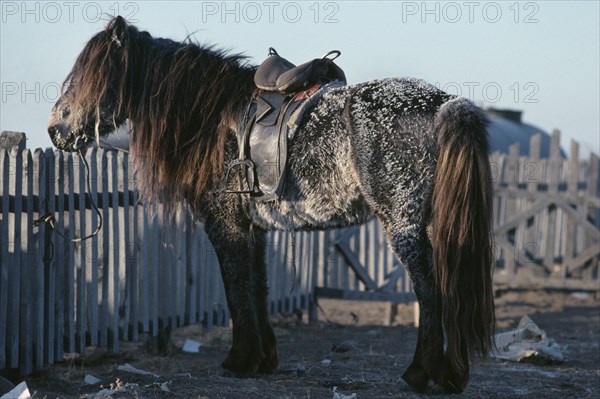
[110,15,128,46]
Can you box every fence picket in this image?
[76,151,87,352]
[583,153,600,279]
[54,150,65,360]
[33,149,44,371]
[87,148,99,347]
[19,149,34,375]
[504,143,520,275]
[151,208,159,336]
[0,150,10,369]
[8,148,23,368]
[99,149,110,348]
[66,153,76,353]
[117,152,127,340]
[544,130,561,272]
[44,148,56,365]
[564,141,580,273]
[526,134,542,265]
[126,164,140,341]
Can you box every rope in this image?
[33,149,104,261]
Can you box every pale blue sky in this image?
[1,1,599,156]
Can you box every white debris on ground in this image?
[0,382,30,399]
[84,381,140,399]
[182,339,202,353]
[117,363,160,377]
[332,386,357,399]
[84,374,101,385]
[493,315,564,363]
[144,381,171,393]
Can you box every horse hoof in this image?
[439,367,469,394]
[402,362,429,393]
[221,348,262,375]
[257,347,278,374]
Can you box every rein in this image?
[34,132,128,261]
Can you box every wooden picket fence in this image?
[1,130,599,374]
[0,146,411,374]
[491,131,599,290]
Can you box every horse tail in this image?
[431,97,495,376]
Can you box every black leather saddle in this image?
[226,48,346,201]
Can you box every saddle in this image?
[226,48,346,201]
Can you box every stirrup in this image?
[224,159,259,194]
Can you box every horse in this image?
[47,16,495,393]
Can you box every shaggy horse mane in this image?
[63,16,255,206]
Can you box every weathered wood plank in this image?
[66,153,76,353]
[87,148,99,347]
[368,221,378,287]
[19,149,34,374]
[44,148,56,365]
[494,200,551,237]
[1,150,10,369]
[504,143,520,275]
[150,207,159,335]
[314,287,416,303]
[295,230,304,310]
[494,274,599,291]
[99,149,110,348]
[564,244,600,274]
[7,148,22,368]
[525,134,543,262]
[117,152,128,340]
[493,188,597,206]
[128,183,141,341]
[54,150,65,360]
[115,152,128,339]
[564,141,580,274]
[186,218,197,325]
[108,150,120,352]
[33,149,45,371]
[201,224,212,328]
[584,153,599,279]
[334,240,378,291]
[543,130,561,271]
[176,211,186,326]
[140,205,150,333]
[76,151,87,353]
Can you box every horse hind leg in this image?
[382,223,445,393]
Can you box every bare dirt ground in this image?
[14,290,600,398]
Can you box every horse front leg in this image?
[249,227,278,373]
[204,219,272,375]
[205,219,266,374]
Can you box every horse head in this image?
[48,16,130,151]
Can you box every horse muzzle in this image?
[47,123,82,152]
[47,100,87,152]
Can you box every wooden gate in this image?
[309,221,417,324]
